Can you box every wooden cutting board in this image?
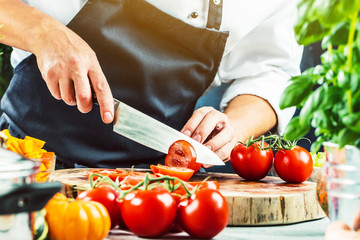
[50,168,326,226]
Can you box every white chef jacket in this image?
[12,0,303,134]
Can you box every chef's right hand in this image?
[32,25,114,124]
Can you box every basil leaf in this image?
[279,74,315,109]
[321,21,350,47]
[283,116,311,141]
[337,128,360,148]
[311,137,325,153]
[342,113,360,133]
[300,85,342,123]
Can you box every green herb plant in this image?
[280,0,360,152]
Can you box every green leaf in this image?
[342,113,360,133]
[321,20,350,47]
[316,0,360,26]
[311,137,324,153]
[300,85,342,123]
[337,70,351,88]
[295,20,330,46]
[351,67,360,93]
[283,116,311,141]
[337,128,360,148]
[279,74,316,109]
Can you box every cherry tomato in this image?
[150,164,194,181]
[77,185,123,229]
[87,168,130,182]
[230,142,273,181]
[165,140,201,173]
[120,188,177,237]
[177,188,229,239]
[274,146,313,183]
[171,180,220,204]
[119,172,156,190]
[189,181,220,190]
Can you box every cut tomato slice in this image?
[165,140,201,174]
[150,164,194,181]
[120,171,157,189]
[86,169,130,182]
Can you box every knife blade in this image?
[112,99,225,165]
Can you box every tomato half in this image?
[77,185,123,229]
[230,142,273,181]
[120,188,177,237]
[165,140,201,173]
[177,188,229,239]
[274,146,313,183]
[86,169,130,182]
[150,164,194,181]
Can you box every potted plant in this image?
[279,0,360,228]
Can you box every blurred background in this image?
[0,44,12,98]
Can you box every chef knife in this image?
[112,99,225,165]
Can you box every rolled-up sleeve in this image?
[218,1,303,134]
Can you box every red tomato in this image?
[150,164,194,181]
[120,188,177,237]
[274,146,313,183]
[165,140,201,173]
[87,168,130,182]
[188,181,220,190]
[76,185,123,229]
[177,188,229,239]
[119,172,156,190]
[230,142,273,181]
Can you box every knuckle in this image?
[195,106,214,116]
[76,91,91,102]
[62,96,76,105]
[216,149,226,160]
[94,80,108,92]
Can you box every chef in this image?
[0,0,302,169]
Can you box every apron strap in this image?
[206,0,223,30]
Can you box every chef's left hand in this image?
[325,221,360,240]
[181,107,236,165]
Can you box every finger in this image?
[88,62,114,124]
[42,67,62,100]
[181,107,214,138]
[203,140,234,167]
[353,209,360,231]
[45,78,61,100]
[204,124,235,153]
[73,73,92,113]
[189,110,227,144]
[58,77,76,106]
[325,221,358,240]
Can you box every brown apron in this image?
[0,0,228,169]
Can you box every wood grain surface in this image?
[50,168,326,226]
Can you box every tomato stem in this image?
[239,135,307,151]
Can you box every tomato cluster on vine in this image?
[77,172,229,239]
[230,135,313,183]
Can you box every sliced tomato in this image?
[165,140,201,173]
[150,164,194,181]
[188,181,220,190]
[120,171,157,190]
[86,168,130,182]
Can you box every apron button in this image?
[190,12,198,18]
[213,0,221,5]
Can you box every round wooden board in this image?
[50,168,326,226]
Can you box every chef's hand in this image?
[32,23,114,124]
[181,107,236,166]
[325,221,360,240]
